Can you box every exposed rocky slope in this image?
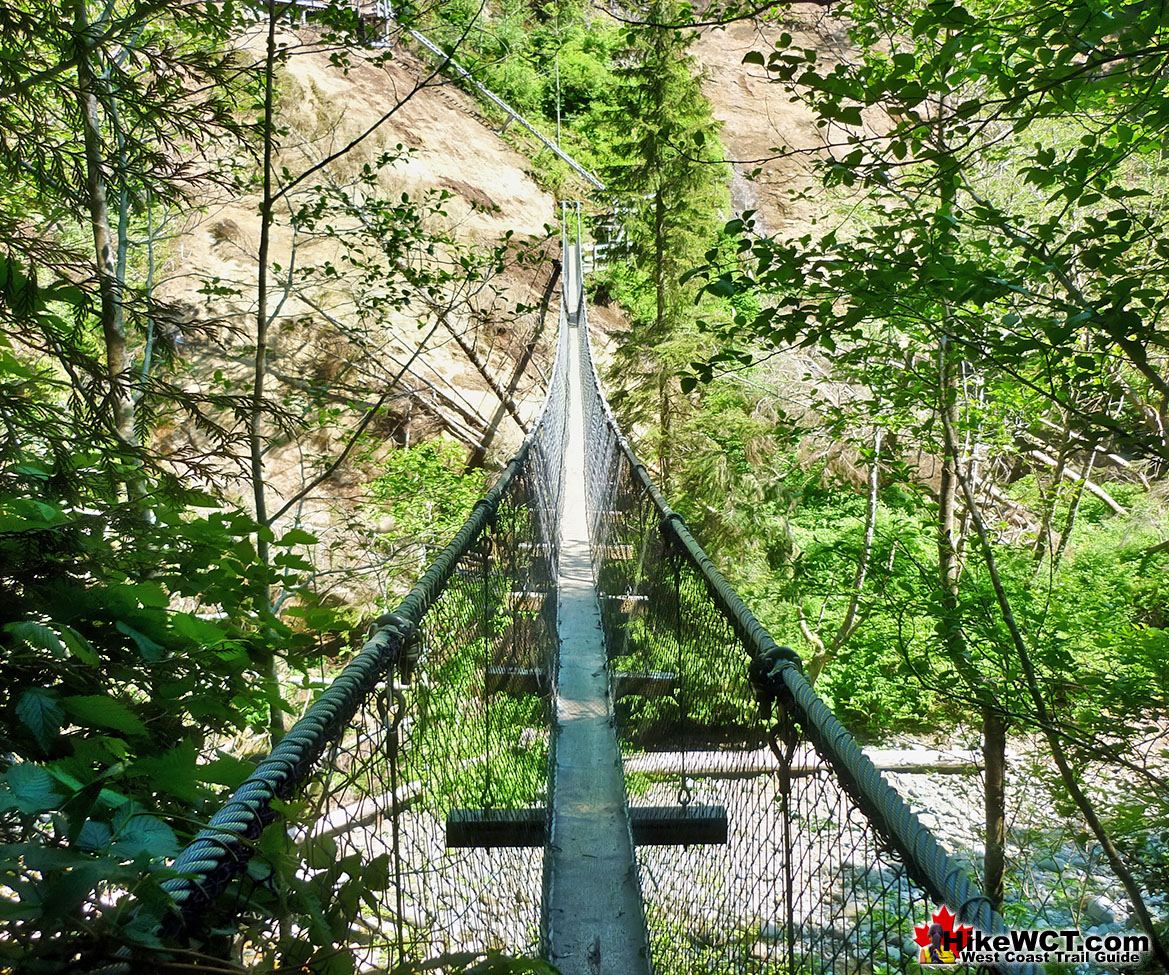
[158,25,565,606]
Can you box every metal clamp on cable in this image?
[658,511,685,555]
[748,642,802,719]
[368,611,416,640]
[367,612,420,678]
[748,643,803,773]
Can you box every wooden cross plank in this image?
[446,805,727,848]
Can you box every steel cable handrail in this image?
[158,299,570,939]
[570,237,1034,974]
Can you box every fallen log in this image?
[623,746,980,779]
[297,755,488,842]
[1026,449,1126,515]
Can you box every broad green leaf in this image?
[835,105,863,126]
[61,695,148,738]
[46,765,128,811]
[59,626,99,667]
[171,613,226,646]
[134,741,201,803]
[285,606,347,629]
[278,527,318,546]
[319,950,356,975]
[132,582,170,608]
[11,844,80,872]
[111,804,178,860]
[196,752,256,788]
[5,621,66,657]
[305,834,339,869]
[15,689,63,751]
[273,552,313,570]
[42,283,85,307]
[0,764,59,815]
[39,860,108,916]
[115,621,165,661]
[76,819,113,851]
[0,351,39,380]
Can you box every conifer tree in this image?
[604,0,726,487]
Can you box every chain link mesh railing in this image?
[146,304,569,972]
[574,242,1031,975]
[132,227,1035,975]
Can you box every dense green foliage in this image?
[5,0,1169,967]
[671,0,1169,956]
[423,0,1169,946]
[0,1,542,970]
[598,1,729,487]
[416,0,621,177]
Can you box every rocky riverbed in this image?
[331,737,1163,973]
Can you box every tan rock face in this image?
[155,24,564,608]
[694,8,854,239]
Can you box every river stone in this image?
[750,941,774,961]
[759,920,784,942]
[1081,895,1117,925]
[688,915,730,948]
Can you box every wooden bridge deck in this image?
[542,243,651,975]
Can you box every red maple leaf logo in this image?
[914,905,972,961]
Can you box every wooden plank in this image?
[601,593,648,616]
[623,747,981,779]
[599,543,635,560]
[447,808,545,848]
[495,616,549,667]
[630,805,727,846]
[444,805,727,848]
[485,668,671,699]
[485,666,545,696]
[611,670,675,699]
[505,589,548,611]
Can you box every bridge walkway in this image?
[154,226,1036,975]
[543,240,650,975]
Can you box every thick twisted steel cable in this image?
[571,235,1034,973]
[160,305,570,941]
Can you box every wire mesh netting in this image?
[144,228,1028,975]
[576,269,1015,974]
[154,307,569,973]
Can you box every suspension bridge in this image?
[141,219,1028,975]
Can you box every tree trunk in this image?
[942,406,1169,971]
[255,0,283,745]
[466,263,558,467]
[1026,448,1125,514]
[940,333,1009,913]
[983,705,1007,908]
[936,335,964,660]
[934,91,1008,911]
[805,426,881,685]
[836,427,880,648]
[654,182,670,489]
[74,1,142,501]
[1051,444,1098,573]
[1033,417,1071,563]
[436,309,530,435]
